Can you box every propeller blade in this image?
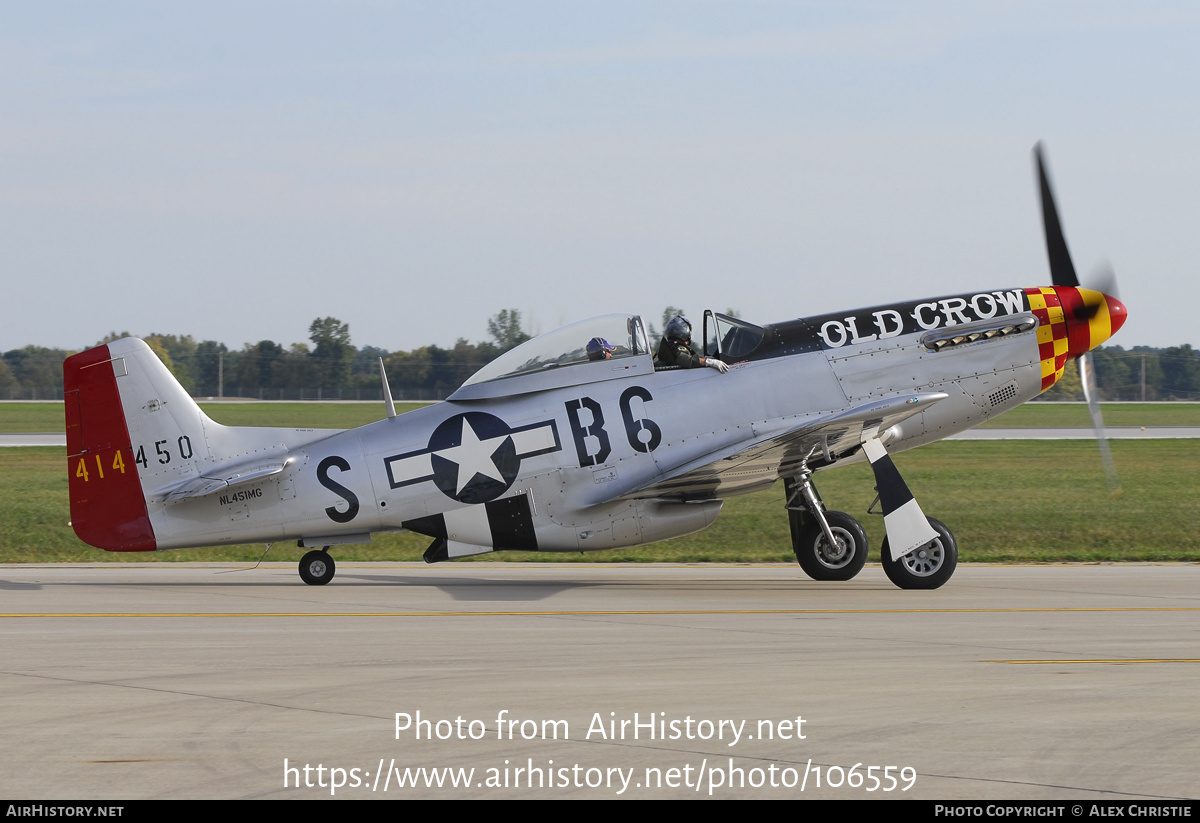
[1078,351,1122,497]
[1087,260,1121,301]
[1035,143,1080,288]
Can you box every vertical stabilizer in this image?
[64,343,157,551]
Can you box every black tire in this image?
[299,549,335,586]
[793,511,869,581]
[880,517,957,590]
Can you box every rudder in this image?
[64,342,157,551]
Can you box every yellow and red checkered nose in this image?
[1058,287,1127,357]
[1024,287,1127,391]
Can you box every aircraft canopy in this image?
[462,314,651,388]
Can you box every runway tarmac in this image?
[2,561,1197,800]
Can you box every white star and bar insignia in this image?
[384,412,560,504]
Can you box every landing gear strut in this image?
[784,471,868,581]
[785,452,959,589]
[299,548,336,585]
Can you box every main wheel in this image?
[299,549,335,586]
[880,517,957,590]
[793,510,869,581]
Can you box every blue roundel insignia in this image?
[382,412,561,504]
[428,412,519,504]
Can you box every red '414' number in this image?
[74,450,129,483]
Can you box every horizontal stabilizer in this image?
[149,458,293,503]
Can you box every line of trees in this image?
[1041,345,1200,401]
[2,312,1199,401]
[0,310,534,401]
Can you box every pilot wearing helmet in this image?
[655,316,730,373]
[586,337,617,361]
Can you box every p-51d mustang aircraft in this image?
[64,147,1126,589]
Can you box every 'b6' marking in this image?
[565,386,660,468]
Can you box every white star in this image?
[434,417,510,495]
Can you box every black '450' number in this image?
[134,435,193,469]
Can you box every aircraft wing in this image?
[594,392,948,504]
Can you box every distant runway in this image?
[1,433,66,446]
[2,562,1197,800]
[949,426,1200,439]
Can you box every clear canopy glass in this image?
[705,312,765,359]
[463,314,650,387]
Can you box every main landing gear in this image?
[784,472,868,582]
[784,466,958,590]
[299,548,336,585]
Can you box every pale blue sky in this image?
[2,2,1196,352]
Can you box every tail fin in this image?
[66,337,345,552]
[64,340,161,550]
[66,336,229,549]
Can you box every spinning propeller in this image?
[1034,143,1125,495]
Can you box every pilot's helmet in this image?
[665,316,692,344]
[587,337,617,361]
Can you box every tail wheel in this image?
[793,511,868,581]
[299,549,335,586]
[880,517,957,590]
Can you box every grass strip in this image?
[4,441,1195,564]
